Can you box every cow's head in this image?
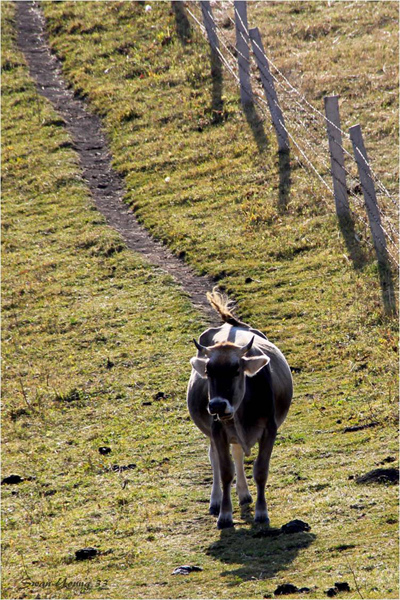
[190,337,270,421]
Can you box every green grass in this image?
[2,2,398,599]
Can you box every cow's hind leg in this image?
[231,444,252,506]
[209,442,222,516]
[253,424,277,524]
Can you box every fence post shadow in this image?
[210,49,224,124]
[242,100,269,154]
[377,258,398,316]
[337,215,397,315]
[278,149,291,213]
[171,1,192,45]
[337,213,368,271]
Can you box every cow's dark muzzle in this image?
[208,398,233,419]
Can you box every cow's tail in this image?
[206,287,248,327]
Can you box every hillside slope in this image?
[2,2,398,599]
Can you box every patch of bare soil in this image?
[16,1,216,322]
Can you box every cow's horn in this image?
[193,338,210,356]
[240,336,254,356]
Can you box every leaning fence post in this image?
[200,1,219,51]
[249,27,289,152]
[349,124,388,265]
[324,96,350,221]
[234,0,253,107]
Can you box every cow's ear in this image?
[190,357,208,378]
[242,355,270,377]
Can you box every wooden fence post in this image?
[201,0,223,124]
[324,96,350,221]
[249,27,289,152]
[234,0,253,107]
[349,124,388,265]
[200,1,219,52]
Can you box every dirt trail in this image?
[16,1,216,323]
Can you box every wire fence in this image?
[186,1,399,272]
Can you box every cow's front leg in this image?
[209,441,222,515]
[212,423,234,529]
[231,443,252,506]
[253,423,277,525]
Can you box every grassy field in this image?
[2,2,398,599]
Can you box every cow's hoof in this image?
[239,494,253,506]
[209,503,220,516]
[254,512,270,526]
[217,515,234,529]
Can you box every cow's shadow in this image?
[206,512,316,582]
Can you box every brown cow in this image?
[187,289,293,529]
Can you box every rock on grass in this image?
[281,519,311,534]
[334,582,350,592]
[274,583,310,595]
[1,475,24,485]
[171,565,203,575]
[75,547,98,560]
[355,468,399,484]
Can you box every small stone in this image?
[334,582,350,592]
[281,519,311,534]
[99,446,111,455]
[75,547,98,561]
[111,464,136,472]
[1,475,24,485]
[355,468,399,485]
[274,583,299,595]
[380,456,396,464]
[172,565,203,575]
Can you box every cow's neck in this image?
[228,418,251,457]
